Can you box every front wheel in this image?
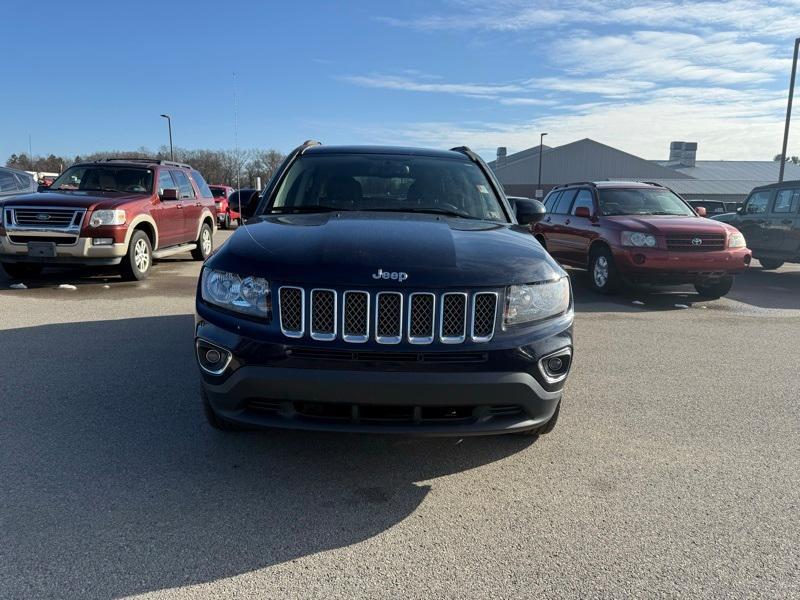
[120,230,152,281]
[222,213,231,230]
[759,258,784,270]
[1,262,43,279]
[695,275,734,299]
[191,223,213,261]
[588,248,620,294]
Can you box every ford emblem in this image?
[36,213,51,221]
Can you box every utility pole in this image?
[779,38,800,183]
[160,114,174,161]
[537,132,548,198]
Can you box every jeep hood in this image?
[4,190,147,210]
[209,212,563,287]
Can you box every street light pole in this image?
[537,132,548,197]
[160,114,174,161]
[779,38,800,183]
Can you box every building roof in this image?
[489,138,692,185]
[654,159,800,181]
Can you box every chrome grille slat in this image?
[310,289,336,341]
[278,286,304,338]
[408,293,435,344]
[375,292,403,344]
[278,288,497,344]
[440,293,468,344]
[471,292,498,342]
[342,291,369,343]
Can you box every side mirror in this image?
[574,206,592,219]
[160,187,179,201]
[239,192,261,219]
[514,197,546,225]
[695,206,707,217]
[37,184,50,192]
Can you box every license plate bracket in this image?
[27,241,57,258]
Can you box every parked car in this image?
[0,166,37,199]
[209,185,240,229]
[0,158,216,280]
[687,199,730,216]
[195,142,572,437]
[712,180,800,270]
[533,181,751,298]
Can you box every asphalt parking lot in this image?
[1,229,799,599]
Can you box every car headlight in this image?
[504,277,571,326]
[89,209,126,227]
[728,231,746,248]
[201,268,271,318]
[621,231,657,247]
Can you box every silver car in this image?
[0,166,37,200]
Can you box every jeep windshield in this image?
[598,188,695,217]
[267,154,507,222]
[49,166,154,194]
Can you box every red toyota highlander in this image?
[533,181,751,298]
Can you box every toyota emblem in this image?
[691,237,703,246]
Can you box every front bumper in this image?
[0,235,126,265]
[613,246,751,282]
[196,307,573,436]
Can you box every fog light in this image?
[547,357,564,372]
[92,238,114,246]
[538,348,572,384]
[196,339,232,375]
[633,253,646,265]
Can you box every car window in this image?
[48,165,153,193]
[544,191,561,211]
[773,189,800,213]
[597,187,694,216]
[13,172,33,190]
[171,170,195,199]
[571,189,594,215]
[744,190,770,214]
[158,170,177,195]
[191,170,214,198]
[553,189,577,214]
[0,170,18,192]
[210,186,228,198]
[270,154,507,222]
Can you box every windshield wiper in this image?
[80,187,125,193]
[366,207,479,219]
[268,205,350,213]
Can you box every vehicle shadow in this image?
[725,263,800,310]
[0,315,532,599]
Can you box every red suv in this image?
[533,182,751,298]
[209,185,240,229]
[0,158,217,280]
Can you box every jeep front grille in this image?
[279,288,499,344]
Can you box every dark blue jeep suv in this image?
[195,142,573,436]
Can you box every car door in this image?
[763,187,800,253]
[152,169,184,248]
[736,189,772,252]
[543,189,577,261]
[171,169,199,244]
[561,188,597,265]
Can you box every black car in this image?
[195,142,573,437]
[713,181,800,269]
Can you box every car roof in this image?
[69,159,192,170]
[302,145,470,160]
[750,179,800,192]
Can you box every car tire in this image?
[695,275,734,299]
[120,230,152,281]
[759,258,784,270]
[588,247,620,294]
[223,213,231,230]
[202,389,243,431]
[192,223,213,261]
[516,401,560,437]
[1,262,43,279]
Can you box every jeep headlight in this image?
[201,268,271,318]
[728,231,746,248]
[621,231,656,247]
[504,277,571,325]
[89,209,126,227]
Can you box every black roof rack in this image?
[564,181,597,187]
[641,181,666,187]
[102,157,192,168]
[298,140,322,154]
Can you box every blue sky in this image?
[2,0,800,162]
